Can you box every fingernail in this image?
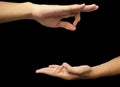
[81,3,85,6]
[92,4,96,6]
[96,5,99,9]
[63,63,67,67]
[35,70,41,73]
[35,70,39,73]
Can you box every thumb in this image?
[56,21,76,31]
[63,63,91,75]
[62,62,75,73]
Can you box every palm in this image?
[37,17,61,28]
[36,65,79,80]
[51,66,79,80]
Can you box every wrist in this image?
[88,66,101,79]
[88,65,109,79]
[21,2,34,19]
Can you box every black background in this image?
[0,0,120,86]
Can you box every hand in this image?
[36,63,91,80]
[32,4,98,31]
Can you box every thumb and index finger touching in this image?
[57,4,99,31]
[62,62,91,75]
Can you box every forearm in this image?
[0,1,33,23]
[88,56,120,79]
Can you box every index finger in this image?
[63,4,85,12]
[81,4,99,12]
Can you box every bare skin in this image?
[0,1,98,31]
[36,56,120,80]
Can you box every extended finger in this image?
[36,67,59,76]
[67,4,85,12]
[49,65,60,68]
[81,4,99,12]
[36,68,51,73]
